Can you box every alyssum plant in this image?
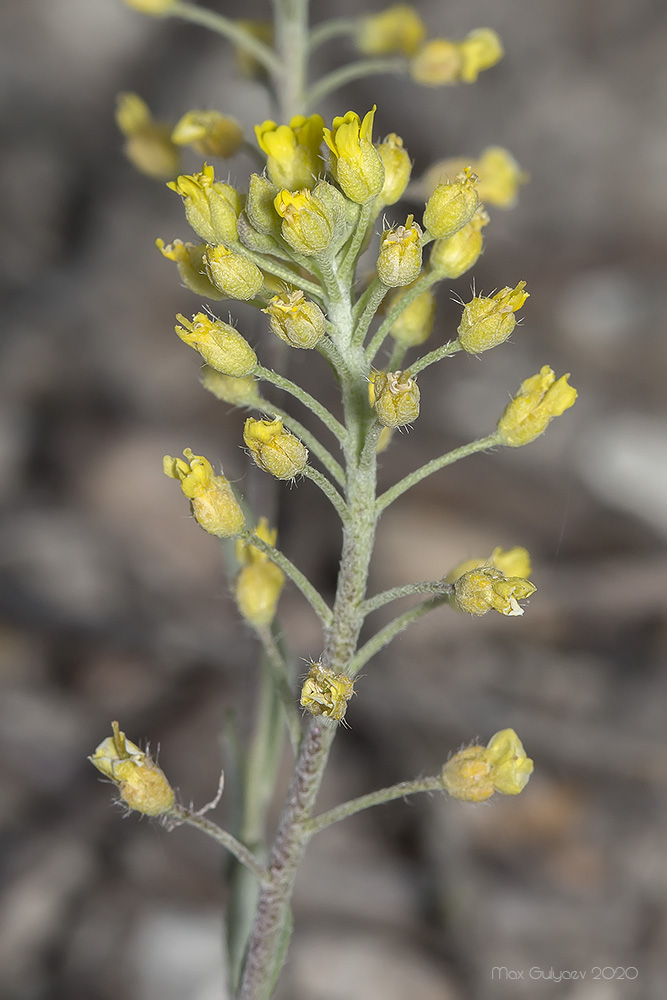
[90,2,577,997]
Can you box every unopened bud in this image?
[163,448,245,537]
[89,721,175,815]
[263,291,326,349]
[497,366,577,447]
[243,417,308,480]
[442,728,533,802]
[423,167,479,239]
[235,518,285,627]
[204,245,264,300]
[377,215,423,287]
[457,281,528,353]
[388,284,437,347]
[201,368,260,406]
[156,238,223,299]
[429,207,489,278]
[375,133,412,208]
[357,5,426,56]
[175,312,257,376]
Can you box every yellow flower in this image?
[255,114,324,191]
[263,291,326,349]
[357,5,426,56]
[457,281,529,354]
[377,215,423,287]
[167,164,241,245]
[235,518,285,627]
[175,312,257,376]
[115,92,180,180]
[458,28,504,83]
[201,368,260,407]
[204,245,264,300]
[371,370,421,428]
[274,188,332,254]
[163,448,245,537]
[446,546,532,584]
[156,238,223,300]
[122,0,175,15]
[243,417,308,480]
[442,728,533,802]
[421,147,528,209]
[172,110,244,159]
[323,107,385,204]
[375,133,412,209]
[388,283,437,347]
[452,566,536,617]
[423,167,479,239]
[497,366,578,447]
[300,661,354,723]
[410,39,462,86]
[89,721,175,815]
[429,207,489,278]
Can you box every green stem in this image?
[256,366,347,443]
[365,271,440,364]
[376,433,500,515]
[171,3,281,74]
[304,467,348,520]
[348,595,449,677]
[352,278,389,347]
[308,16,357,50]
[271,0,310,121]
[256,627,302,754]
[361,579,453,618]
[241,531,332,626]
[168,805,270,882]
[340,202,374,286]
[256,397,345,486]
[306,774,445,835]
[408,339,462,377]
[306,57,407,110]
[240,248,323,300]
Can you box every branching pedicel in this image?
[92,2,577,997]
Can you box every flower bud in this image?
[115,93,180,180]
[451,566,536,617]
[442,728,533,802]
[457,281,528,354]
[243,417,308,480]
[236,213,279,254]
[323,107,385,204]
[420,147,527,210]
[300,661,354,723]
[410,39,462,86]
[255,114,324,191]
[245,174,281,235]
[375,133,412,208]
[446,546,532,584]
[429,207,489,278]
[201,368,260,406]
[263,291,326,349]
[167,164,241,245]
[377,215,423,287]
[163,448,245,537]
[458,28,504,83]
[156,238,223,299]
[175,312,257,376]
[388,283,437,347]
[204,245,264,300]
[274,188,332,255]
[122,0,175,15]
[423,167,479,239]
[89,721,175,815]
[235,518,285,627]
[171,110,244,159]
[372,370,421,428]
[497,366,577,447]
[357,5,426,56]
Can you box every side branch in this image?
[256,366,347,444]
[306,775,445,835]
[408,339,462,377]
[304,467,348,521]
[242,531,333,626]
[348,595,449,676]
[376,433,500,514]
[171,3,281,74]
[361,579,453,618]
[364,271,440,362]
[167,805,270,882]
[306,58,408,109]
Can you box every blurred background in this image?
[1,0,667,998]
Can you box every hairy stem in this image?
[306,774,445,835]
[168,805,270,882]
